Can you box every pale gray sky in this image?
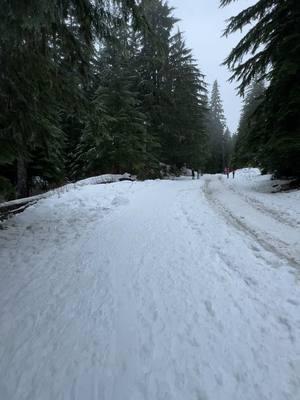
[169,0,255,133]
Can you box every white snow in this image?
[0,170,300,400]
[0,173,134,210]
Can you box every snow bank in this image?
[75,173,134,187]
[234,167,261,180]
[0,173,135,218]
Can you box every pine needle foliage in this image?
[221,0,300,177]
[0,0,210,199]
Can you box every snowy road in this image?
[1,172,300,400]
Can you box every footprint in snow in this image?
[287,298,299,306]
[204,300,215,318]
[111,196,129,207]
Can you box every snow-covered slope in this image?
[0,173,299,400]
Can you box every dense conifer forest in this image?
[0,0,299,200]
[222,0,300,178]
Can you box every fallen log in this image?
[0,173,136,220]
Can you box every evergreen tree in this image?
[223,127,234,168]
[221,0,300,177]
[137,0,177,166]
[0,1,144,198]
[206,80,226,173]
[232,80,265,168]
[164,31,208,171]
[76,29,155,178]
[137,1,208,172]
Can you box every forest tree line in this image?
[223,0,300,178]
[0,0,299,200]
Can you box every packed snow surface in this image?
[0,169,300,400]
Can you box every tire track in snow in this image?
[178,197,269,399]
[179,181,300,400]
[224,179,298,229]
[203,177,300,271]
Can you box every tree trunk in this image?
[16,157,28,199]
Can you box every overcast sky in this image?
[168,0,255,133]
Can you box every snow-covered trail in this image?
[0,176,300,400]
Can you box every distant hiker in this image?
[192,169,195,179]
[224,167,229,178]
[232,169,235,179]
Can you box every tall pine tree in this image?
[0,1,144,197]
[221,0,300,177]
[206,80,226,173]
[164,31,208,171]
[232,80,265,168]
